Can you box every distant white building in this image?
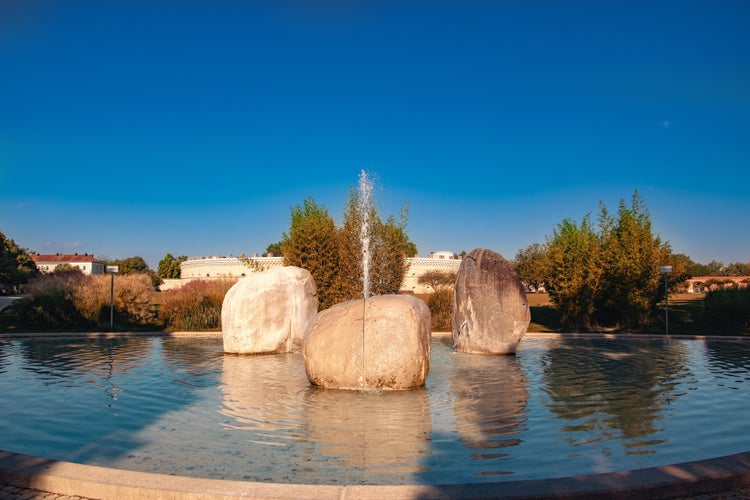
[31,253,105,275]
[428,250,457,260]
[178,252,463,294]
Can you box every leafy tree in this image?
[281,196,340,310]
[370,214,413,296]
[417,269,458,292]
[689,260,724,276]
[51,263,82,275]
[544,215,603,330]
[265,242,283,257]
[663,253,694,292]
[280,190,416,310]
[157,253,187,279]
[108,256,161,287]
[596,192,671,329]
[0,230,39,287]
[513,243,548,292]
[540,191,678,331]
[724,262,750,276]
[333,189,414,301]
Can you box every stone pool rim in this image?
[1,331,749,499]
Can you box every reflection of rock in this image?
[452,248,530,354]
[303,386,432,473]
[221,266,318,354]
[303,295,431,390]
[450,352,529,453]
[218,353,308,442]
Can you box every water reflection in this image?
[2,335,749,484]
[219,352,307,442]
[219,351,433,480]
[303,387,432,475]
[450,353,529,453]
[541,338,692,455]
[704,340,750,381]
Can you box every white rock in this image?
[303,294,431,390]
[221,266,318,354]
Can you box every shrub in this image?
[703,287,750,331]
[12,272,91,330]
[427,288,453,332]
[158,279,236,331]
[72,274,156,325]
[6,271,156,331]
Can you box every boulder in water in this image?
[451,248,530,354]
[221,266,318,354]
[303,294,431,390]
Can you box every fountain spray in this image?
[359,169,374,299]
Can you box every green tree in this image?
[418,269,458,292]
[108,256,161,287]
[544,215,603,331]
[265,242,283,257]
[281,196,340,310]
[280,189,415,310]
[334,189,414,301]
[663,253,694,292]
[157,253,187,279]
[689,260,724,276]
[0,231,39,287]
[596,192,671,329]
[369,214,412,296]
[513,243,548,292]
[724,262,750,276]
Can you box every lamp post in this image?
[659,266,673,335]
[106,266,119,331]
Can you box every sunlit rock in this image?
[221,266,318,354]
[303,294,431,390]
[452,248,530,354]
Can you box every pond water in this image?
[0,334,749,485]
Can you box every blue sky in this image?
[2,1,748,269]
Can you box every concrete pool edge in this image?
[1,449,750,499]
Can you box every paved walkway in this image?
[0,484,93,500]
[3,483,750,499]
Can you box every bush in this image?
[427,288,453,332]
[158,279,236,331]
[704,287,750,331]
[7,271,156,331]
[73,273,156,325]
[12,272,91,330]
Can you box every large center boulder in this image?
[221,266,318,354]
[451,248,530,354]
[303,294,431,390]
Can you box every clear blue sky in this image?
[2,1,748,269]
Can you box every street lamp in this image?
[659,265,673,335]
[106,265,119,331]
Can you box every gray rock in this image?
[303,294,431,390]
[451,248,530,354]
[221,266,318,354]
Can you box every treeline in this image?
[513,191,747,331]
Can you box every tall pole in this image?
[660,266,672,336]
[664,272,669,336]
[110,271,114,331]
